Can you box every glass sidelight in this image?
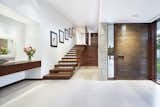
[107,24,114,79]
[157,21,160,81]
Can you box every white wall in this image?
[0,15,27,87]
[0,0,75,80]
[75,27,86,45]
[0,15,25,60]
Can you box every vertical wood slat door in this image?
[114,24,149,80]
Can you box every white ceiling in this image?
[1,0,160,32]
[47,0,99,32]
[47,0,160,31]
[100,0,160,23]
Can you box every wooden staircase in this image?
[43,46,85,79]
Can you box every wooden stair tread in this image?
[55,66,74,69]
[59,61,78,63]
[62,57,79,59]
[53,67,74,70]
[67,53,77,55]
[59,62,78,64]
[50,67,75,73]
[55,63,78,67]
[59,59,78,62]
[63,56,79,58]
[70,49,77,51]
[62,56,79,59]
[65,54,77,56]
[44,72,73,79]
[69,50,77,52]
[61,59,78,61]
[66,54,77,56]
[68,52,77,54]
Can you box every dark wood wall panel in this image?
[80,33,98,66]
[148,22,157,80]
[114,24,149,80]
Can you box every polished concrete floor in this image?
[72,66,99,80]
[0,67,160,107]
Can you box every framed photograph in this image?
[50,31,58,47]
[71,27,74,38]
[59,29,64,43]
[69,28,72,38]
[65,29,69,40]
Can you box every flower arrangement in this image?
[0,47,8,55]
[24,46,36,61]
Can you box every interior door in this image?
[114,24,149,80]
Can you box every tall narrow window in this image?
[157,21,160,82]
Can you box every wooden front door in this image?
[114,24,149,80]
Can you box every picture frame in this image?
[59,29,64,43]
[65,29,69,40]
[71,27,74,38]
[69,28,72,38]
[50,31,58,47]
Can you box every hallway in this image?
[0,0,160,107]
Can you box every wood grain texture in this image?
[0,61,41,76]
[148,21,157,80]
[80,33,98,66]
[114,24,149,80]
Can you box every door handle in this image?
[118,56,124,59]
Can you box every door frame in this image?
[114,24,118,79]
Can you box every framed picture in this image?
[50,31,58,47]
[59,29,64,43]
[69,28,72,38]
[71,27,74,38]
[65,29,69,40]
